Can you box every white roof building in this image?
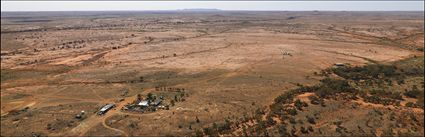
[99,104,115,114]
[138,101,149,107]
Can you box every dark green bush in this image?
[288,108,297,116]
[315,78,356,98]
[308,95,320,105]
[332,64,398,80]
[307,116,316,124]
[405,102,415,107]
[294,99,303,110]
[404,85,421,98]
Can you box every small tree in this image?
[147,93,153,101]
[278,125,289,136]
[309,95,320,105]
[170,100,175,106]
[266,116,276,126]
[289,108,297,116]
[195,129,203,137]
[307,116,316,124]
[196,116,200,123]
[289,117,296,124]
[136,94,142,101]
[308,126,314,132]
[294,99,303,110]
[203,127,214,136]
[139,76,144,82]
[180,92,185,98]
[404,85,420,98]
[300,126,308,134]
[406,102,415,107]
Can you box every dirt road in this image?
[67,95,137,137]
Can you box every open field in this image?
[1,11,424,136]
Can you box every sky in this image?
[1,1,424,12]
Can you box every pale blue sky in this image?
[1,1,424,11]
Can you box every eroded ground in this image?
[1,11,424,136]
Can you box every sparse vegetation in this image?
[1,11,423,137]
[216,56,424,136]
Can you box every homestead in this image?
[122,94,168,113]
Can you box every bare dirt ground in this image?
[1,11,423,136]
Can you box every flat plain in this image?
[1,11,424,136]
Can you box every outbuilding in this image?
[138,100,149,107]
[98,104,115,115]
[333,63,346,68]
[150,99,162,106]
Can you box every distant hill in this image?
[181,9,222,12]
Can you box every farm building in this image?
[138,100,149,107]
[150,99,162,106]
[333,63,346,68]
[98,104,115,115]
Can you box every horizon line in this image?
[2,9,425,12]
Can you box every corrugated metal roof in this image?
[151,99,162,105]
[100,104,115,111]
[138,101,149,106]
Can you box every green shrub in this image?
[315,78,356,98]
[332,64,398,80]
[203,127,216,136]
[406,102,415,107]
[308,126,314,132]
[370,89,403,100]
[195,129,203,137]
[404,85,421,98]
[307,116,316,124]
[364,95,399,105]
[266,116,276,126]
[270,104,283,116]
[308,95,320,105]
[289,108,297,116]
[274,92,295,104]
[294,99,303,110]
[289,117,296,124]
[320,78,354,92]
[300,126,309,134]
[217,120,232,133]
[278,125,290,137]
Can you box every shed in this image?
[138,100,149,107]
[98,104,115,115]
[150,99,162,106]
[334,63,345,67]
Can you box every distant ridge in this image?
[181,9,221,11]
